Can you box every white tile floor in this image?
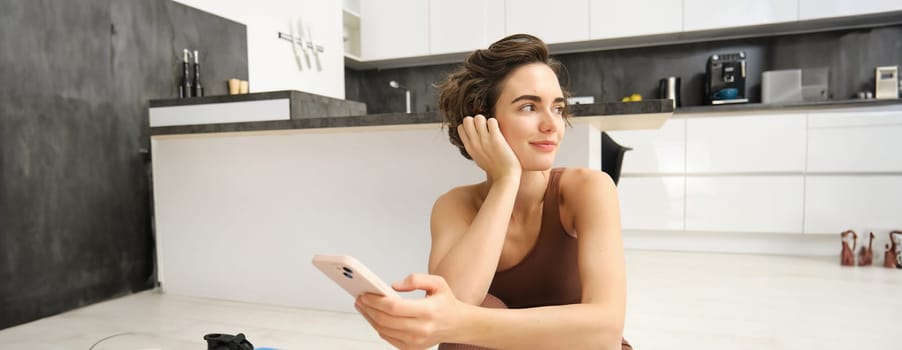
[2,250,901,350]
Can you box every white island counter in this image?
[149,91,673,312]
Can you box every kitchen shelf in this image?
[342,8,361,59]
[342,8,360,19]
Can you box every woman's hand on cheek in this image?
[355,274,468,350]
[458,115,522,183]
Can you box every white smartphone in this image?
[312,254,399,299]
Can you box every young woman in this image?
[355,34,630,350]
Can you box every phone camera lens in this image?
[342,266,353,274]
[342,272,353,279]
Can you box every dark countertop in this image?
[150,90,360,109]
[149,99,674,136]
[675,98,902,115]
[150,90,368,120]
[149,92,902,136]
[150,90,295,107]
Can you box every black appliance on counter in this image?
[705,51,748,104]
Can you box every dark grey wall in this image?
[347,25,902,113]
[346,63,458,115]
[0,0,247,329]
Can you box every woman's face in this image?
[493,63,566,171]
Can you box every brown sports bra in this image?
[488,168,581,309]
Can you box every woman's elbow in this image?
[597,327,625,350]
[589,310,625,350]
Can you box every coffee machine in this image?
[705,51,748,104]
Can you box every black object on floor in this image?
[205,333,254,350]
[601,132,633,186]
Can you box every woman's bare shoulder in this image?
[433,183,484,216]
[430,184,484,242]
[556,168,618,235]
[559,167,613,186]
[557,167,616,205]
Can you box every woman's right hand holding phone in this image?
[458,115,521,184]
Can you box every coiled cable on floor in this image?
[88,331,157,350]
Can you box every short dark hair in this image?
[435,34,570,160]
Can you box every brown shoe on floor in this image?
[858,232,875,266]
[841,230,857,266]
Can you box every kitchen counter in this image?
[148,91,674,136]
[149,90,902,136]
[674,98,902,116]
[148,92,673,311]
[149,90,368,116]
[148,90,367,130]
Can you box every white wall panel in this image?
[686,114,807,173]
[619,177,685,230]
[807,110,902,172]
[609,119,686,174]
[804,176,902,234]
[174,0,346,98]
[686,176,804,233]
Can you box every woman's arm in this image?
[428,115,523,305]
[428,177,519,305]
[358,276,620,350]
[357,169,627,350]
[457,302,621,349]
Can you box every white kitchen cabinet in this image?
[683,0,798,31]
[618,177,685,231]
[686,114,807,173]
[360,0,429,60]
[807,110,902,173]
[590,0,683,39]
[804,176,902,234]
[505,0,590,44]
[685,176,804,233]
[608,119,686,174]
[798,0,902,20]
[430,0,504,55]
